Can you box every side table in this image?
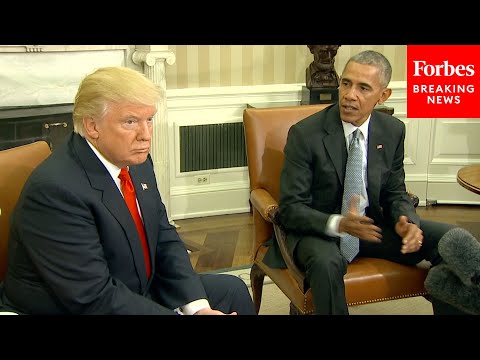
[457,164,480,195]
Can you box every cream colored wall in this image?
[165,45,406,89]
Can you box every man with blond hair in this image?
[0,66,256,315]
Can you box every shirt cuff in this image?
[326,214,345,237]
[176,299,210,315]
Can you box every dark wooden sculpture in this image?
[306,45,341,89]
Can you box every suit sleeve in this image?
[278,125,332,237]
[18,180,176,315]
[379,122,420,227]
[148,203,208,310]
[139,156,208,310]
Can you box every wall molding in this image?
[166,81,472,220]
[0,45,129,53]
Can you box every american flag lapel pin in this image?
[377,144,383,150]
[141,183,148,190]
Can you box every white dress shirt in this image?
[325,116,370,237]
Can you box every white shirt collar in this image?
[341,114,371,143]
[85,139,124,188]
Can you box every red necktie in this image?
[118,167,151,278]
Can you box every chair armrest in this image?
[247,193,305,293]
[250,188,278,223]
[250,188,307,291]
[270,208,307,291]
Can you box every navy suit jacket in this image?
[2,132,206,314]
[264,103,420,268]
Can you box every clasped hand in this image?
[395,215,424,254]
[338,197,424,254]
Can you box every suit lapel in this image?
[323,107,348,185]
[72,134,149,288]
[366,114,383,205]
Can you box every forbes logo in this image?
[413,60,475,77]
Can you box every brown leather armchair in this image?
[243,104,429,315]
[0,141,51,281]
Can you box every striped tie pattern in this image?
[340,129,363,262]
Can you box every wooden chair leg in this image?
[289,302,301,315]
[250,263,265,314]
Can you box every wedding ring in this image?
[417,240,423,246]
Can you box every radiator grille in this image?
[180,122,247,172]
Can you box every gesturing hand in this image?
[339,195,382,243]
[395,215,424,254]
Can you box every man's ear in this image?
[83,117,99,139]
[378,88,392,105]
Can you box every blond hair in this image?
[73,66,162,136]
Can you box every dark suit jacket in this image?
[2,133,207,314]
[264,103,420,268]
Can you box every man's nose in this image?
[138,121,152,140]
[344,86,358,99]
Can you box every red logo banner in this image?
[407,45,480,118]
